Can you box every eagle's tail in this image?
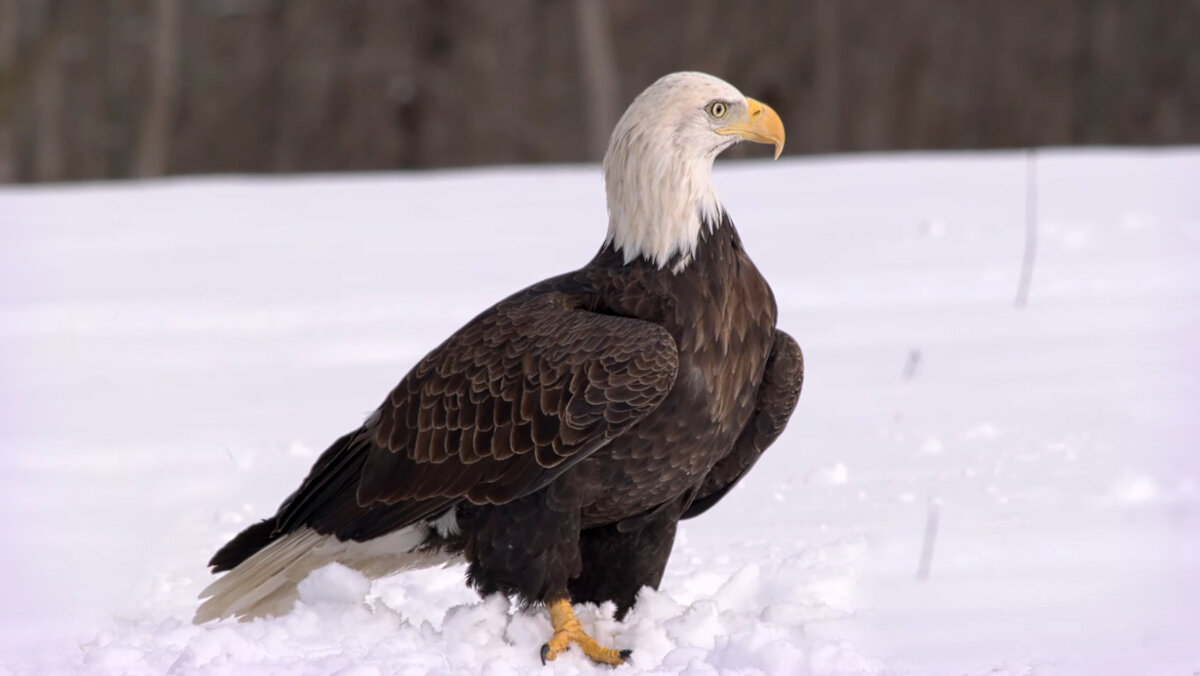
[193,519,460,624]
[195,424,466,624]
[206,518,277,573]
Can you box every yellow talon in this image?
[539,598,630,666]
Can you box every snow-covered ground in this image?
[1,148,1198,675]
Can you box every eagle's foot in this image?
[539,598,629,666]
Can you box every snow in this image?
[2,148,1198,675]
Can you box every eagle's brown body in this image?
[202,212,802,619]
[575,221,779,526]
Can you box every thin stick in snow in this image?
[1015,149,1038,308]
[916,498,941,581]
[902,349,922,380]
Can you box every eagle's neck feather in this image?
[602,126,724,274]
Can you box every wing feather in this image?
[251,290,677,548]
[350,291,677,508]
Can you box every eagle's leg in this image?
[461,486,628,664]
[570,502,681,619]
[540,597,631,666]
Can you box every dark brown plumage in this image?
[196,71,802,664]
[203,215,801,611]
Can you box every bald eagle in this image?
[196,72,804,665]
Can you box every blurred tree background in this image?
[0,0,1196,183]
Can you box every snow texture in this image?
[1,148,1198,675]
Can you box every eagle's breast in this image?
[576,221,776,523]
[673,228,776,439]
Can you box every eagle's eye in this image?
[706,101,728,119]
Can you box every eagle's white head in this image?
[603,72,785,272]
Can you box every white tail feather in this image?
[193,523,459,623]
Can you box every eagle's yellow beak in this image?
[716,97,785,159]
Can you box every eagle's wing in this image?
[682,330,803,519]
[272,291,679,540]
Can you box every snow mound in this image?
[297,562,373,608]
[16,556,874,676]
